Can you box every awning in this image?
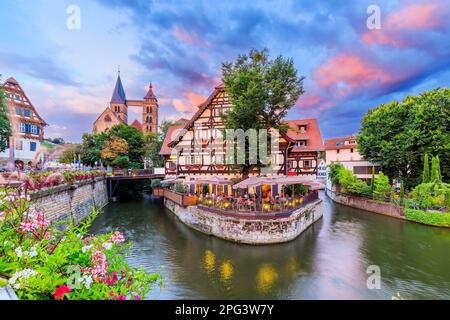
[232,176,325,189]
[160,178,184,185]
[186,177,233,185]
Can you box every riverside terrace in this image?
[158,176,324,218]
[159,176,325,244]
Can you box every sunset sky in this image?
[1,0,449,141]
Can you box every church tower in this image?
[142,83,158,134]
[110,72,128,124]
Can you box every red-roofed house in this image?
[284,119,324,176]
[324,134,380,181]
[0,77,47,169]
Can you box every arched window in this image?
[146,116,149,123]
[104,115,112,122]
[150,116,153,123]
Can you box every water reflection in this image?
[89,193,450,300]
[203,250,216,274]
[220,260,234,283]
[256,264,279,294]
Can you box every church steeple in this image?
[110,70,126,104]
[144,82,157,101]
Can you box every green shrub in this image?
[329,162,344,185]
[404,208,450,227]
[373,172,391,199]
[412,182,450,210]
[337,168,371,196]
[174,183,189,194]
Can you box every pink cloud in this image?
[172,91,208,113]
[172,25,212,48]
[362,1,445,47]
[314,54,392,96]
[387,3,442,30]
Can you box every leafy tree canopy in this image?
[222,48,304,176]
[358,88,450,186]
[108,123,145,166]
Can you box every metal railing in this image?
[111,168,155,177]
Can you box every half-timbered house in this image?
[160,84,323,184]
[0,77,47,168]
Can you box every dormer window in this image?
[336,141,344,146]
[296,140,307,147]
[349,140,356,144]
[298,125,307,132]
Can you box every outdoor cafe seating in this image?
[191,176,324,214]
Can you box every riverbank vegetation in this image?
[329,155,450,227]
[0,187,161,299]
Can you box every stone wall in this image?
[164,199,324,244]
[327,189,405,220]
[29,178,108,226]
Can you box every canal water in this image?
[89,193,450,300]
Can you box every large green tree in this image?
[0,88,12,152]
[108,123,145,167]
[358,88,450,186]
[79,132,108,166]
[222,48,304,176]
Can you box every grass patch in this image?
[404,208,450,227]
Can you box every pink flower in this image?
[18,212,50,233]
[109,290,115,300]
[54,285,71,300]
[0,211,4,221]
[20,220,35,232]
[32,212,50,229]
[105,272,118,285]
[134,295,141,300]
[109,231,125,244]
[92,251,106,263]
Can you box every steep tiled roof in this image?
[159,124,185,155]
[110,75,126,104]
[324,135,357,150]
[2,76,47,126]
[5,77,19,85]
[131,119,142,131]
[285,118,324,152]
[93,106,120,125]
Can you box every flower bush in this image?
[23,170,106,191]
[0,187,161,300]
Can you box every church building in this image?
[93,72,158,135]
